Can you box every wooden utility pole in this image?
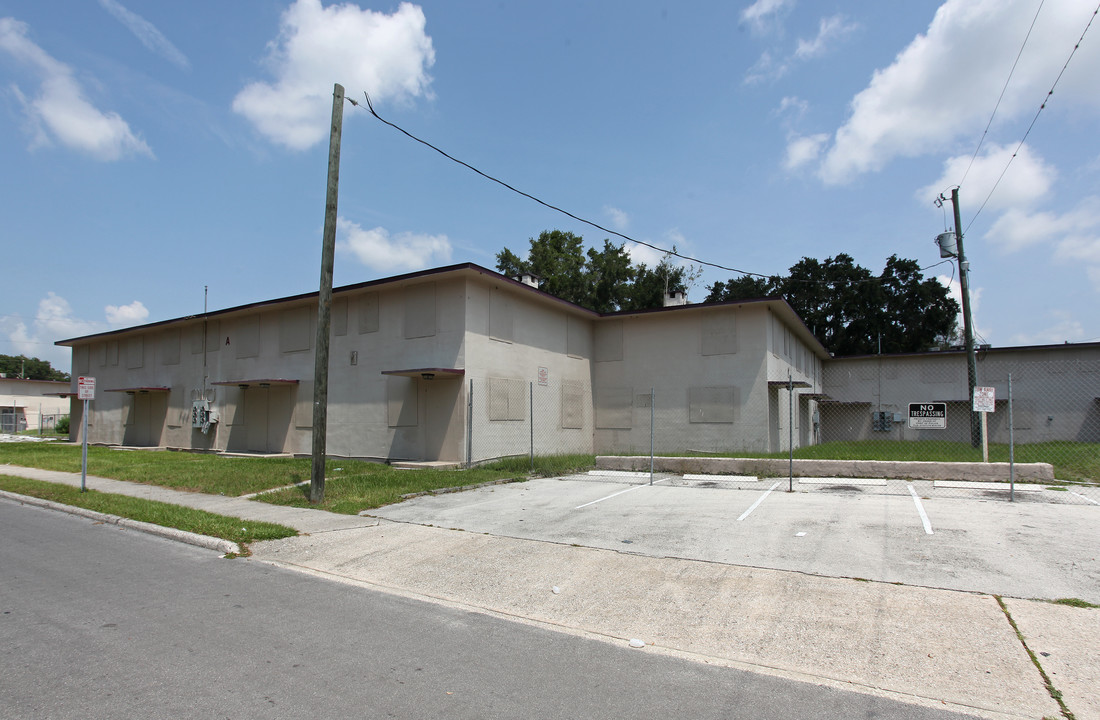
[949,187,981,448]
[310,83,345,503]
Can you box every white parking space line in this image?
[575,477,669,509]
[1069,491,1100,506]
[683,474,759,482]
[907,483,934,535]
[736,481,781,521]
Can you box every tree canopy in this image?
[706,254,959,356]
[496,230,695,313]
[0,354,70,381]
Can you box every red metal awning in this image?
[381,367,465,380]
[212,378,300,388]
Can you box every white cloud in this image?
[0,17,152,160]
[937,273,990,341]
[1008,309,1086,345]
[233,0,435,150]
[745,13,857,84]
[97,0,189,69]
[985,197,1100,255]
[741,0,794,34]
[784,132,828,170]
[336,218,451,273]
[814,0,1100,185]
[603,206,629,231]
[105,300,149,327]
[625,242,666,268]
[918,143,1056,212]
[794,15,858,60]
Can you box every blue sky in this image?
[2,0,1099,372]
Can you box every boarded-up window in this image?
[126,337,144,369]
[160,330,181,366]
[333,297,348,336]
[404,284,436,339]
[358,292,379,334]
[234,316,260,358]
[74,345,90,374]
[487,377,525,421]
[294,380,313,428]
[280,306,311,353]
[595,320,623,362]
[595,386,632,428]
[107,340,119,366]
[920,361,958,383]
[189,324,204,354]
[387,376,418,427]
[701,313,737,356]
[489,288,514,342]
[566,316,588,358]
[561,381,584,429]
[689,386,737,423]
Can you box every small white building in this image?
[0,377,71,433]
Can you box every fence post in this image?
[788,372,794,493]
[529,381,534,472]
[649,387,655,486]
[1008,373,1015,502]
[466,378,473,469]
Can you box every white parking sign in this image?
[973,386,995,413]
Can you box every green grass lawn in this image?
[0,443,595,514]
[0,474,297,551]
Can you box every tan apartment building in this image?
[56,263,827,462]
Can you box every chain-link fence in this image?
[465,353,1100,506]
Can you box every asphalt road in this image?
[0,499,981,720]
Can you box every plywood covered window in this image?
[126,337,144,369]
[595,386,632,428]
[404,283,436,339]
[357,293,379,334]
[701,313,737,356]
[235,316,260,359]
[160,330,181,366]
[487,377,525,421]
[561,381,585,429]
[279,306,311,353]
[595,320,623,362]
[688,386,738,423]
[489,288,514,342]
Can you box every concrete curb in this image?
[0,490,241,556]
[596,455,1055,482]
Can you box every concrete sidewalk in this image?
[3,463,1097,720]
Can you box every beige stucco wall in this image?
[823,345,1100,444]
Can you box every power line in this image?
[958,0,1046,189]
[351,91,945,290]
[964,2,1099,233]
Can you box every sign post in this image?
[973,386,995,462]
[77,377,95,492]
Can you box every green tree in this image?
[496,231,703,313]
[0,354,70,381]
[706,254,958,356]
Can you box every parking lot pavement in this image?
[369,474,1100,604]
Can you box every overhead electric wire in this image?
[352,91,946,289]
[351,92,770,281]
[964,2,1099,233]
[958,0,1046,189]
